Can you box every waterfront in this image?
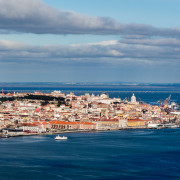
[0,84,180,179]
[0,129,180,180]
[1,84,180,137]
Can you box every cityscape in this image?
[0,0,180,179]
[1,90,179,137]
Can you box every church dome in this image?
[131,93,136,104]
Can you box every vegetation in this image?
[0,94,65,107]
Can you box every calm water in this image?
[0,129,180,180]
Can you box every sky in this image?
[0,0,180,83]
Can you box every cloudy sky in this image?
[0,0,180,83]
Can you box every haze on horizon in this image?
[0,0,179,83]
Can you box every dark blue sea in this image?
[1,129,180,180]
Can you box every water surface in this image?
[0,129,180,180]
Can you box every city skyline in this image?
[0,0,180,83]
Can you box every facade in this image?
[127,119,151,127]
[50,121,96,130]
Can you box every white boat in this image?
[1,134,9,138]
[164,124,178,128]
[54,135,68,140]
[148,123,164,129]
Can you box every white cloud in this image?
[0,0,180,37]
[0,40,29,50]
[85,40,119,46]
[0,38,180,65]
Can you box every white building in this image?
[131,93,139,105]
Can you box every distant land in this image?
[0,82,180,88]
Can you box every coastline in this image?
[0,126,163,138]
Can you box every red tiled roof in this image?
[21,123,38,126]
[128,119,149,122]
[50,120,94,125]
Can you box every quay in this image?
[1,125,180,138]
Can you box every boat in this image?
[1,134,9,138]
[148,123,164,129]
[163,124,178,128]
[54,135,68,140]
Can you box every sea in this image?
[0,129,180,180]
[0,84,180,179]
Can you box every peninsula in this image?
[0,91,179,137]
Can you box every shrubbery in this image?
[0,94,65,106]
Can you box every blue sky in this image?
[0,0,180,83]
[43,0,180,27]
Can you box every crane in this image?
[164,94,171,106]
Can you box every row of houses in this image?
[19,118,152,133]
[1,91,179,134]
